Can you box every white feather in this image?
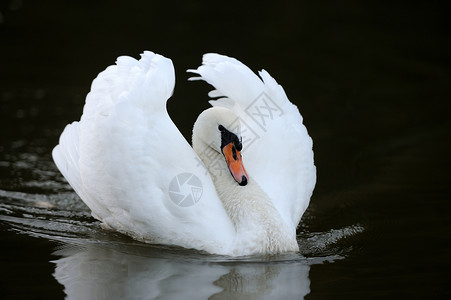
[53,51,316,256]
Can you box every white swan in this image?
[52,51,316,256]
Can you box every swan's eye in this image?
[218,125,225,132]
[232,146,237,160]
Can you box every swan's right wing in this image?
[53,52,235,254]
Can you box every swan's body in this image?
[53,51,316,256]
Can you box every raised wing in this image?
[53,51,235,254]
[189,54,316,229]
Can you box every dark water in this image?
[1,1,450,299]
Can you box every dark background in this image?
[1,0,450,298]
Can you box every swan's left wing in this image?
[189,54,316,230]
[53,52,235,254]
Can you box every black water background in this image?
[1,0,450,298]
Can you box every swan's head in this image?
[193,107,248,186]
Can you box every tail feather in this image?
[53,122,81,191]
[84,51,174,120]
[188,53,263,109]
[52,123,86,203]
[188,53,290,111]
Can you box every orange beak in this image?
[222,142,248,186]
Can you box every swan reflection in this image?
[53,243,312,299]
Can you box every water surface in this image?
[1,1,450,299]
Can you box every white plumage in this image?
[53,51,316,256]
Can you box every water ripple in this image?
[0,187,364,262]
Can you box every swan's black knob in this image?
[239,176,248,186]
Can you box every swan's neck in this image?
[196,147,299,255]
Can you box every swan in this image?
[52,51,316,256]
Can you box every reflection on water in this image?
[0,184,362,299]
[53,244,312,300]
